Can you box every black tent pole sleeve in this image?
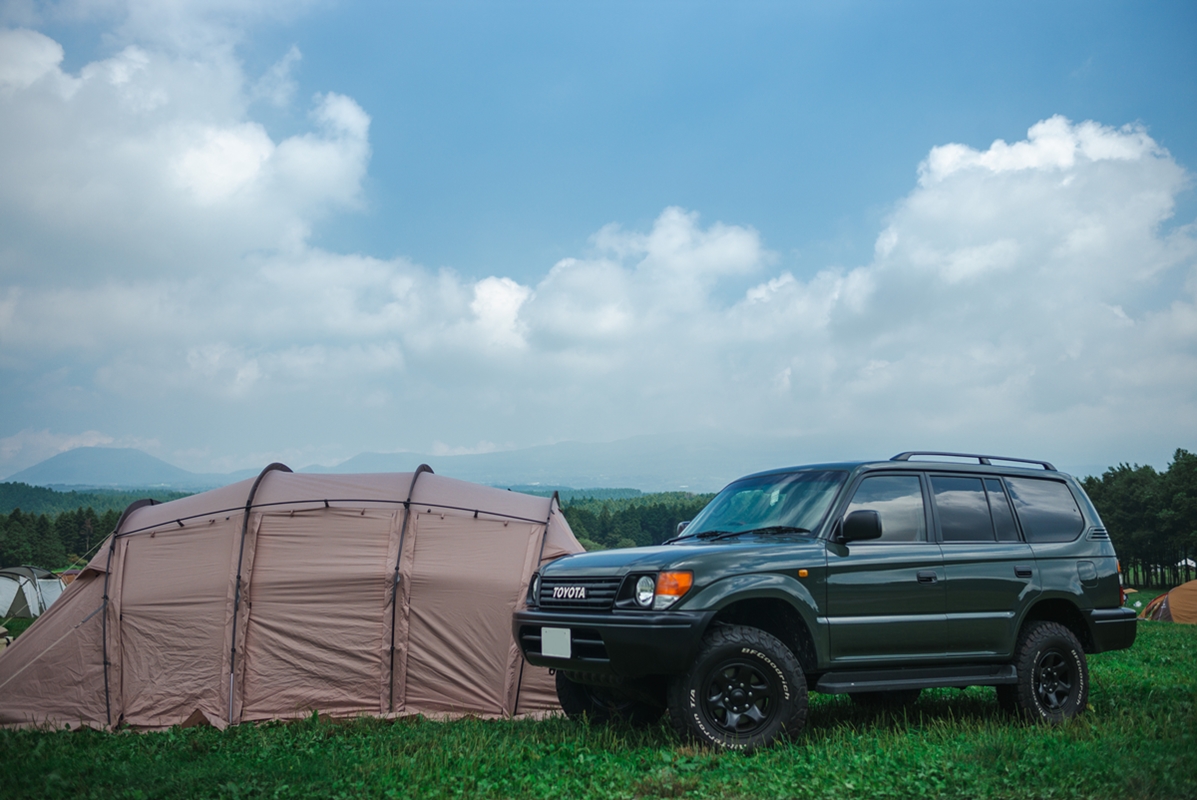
[389,464,433,713]
[102,497,158,729]
[227,462,292,725]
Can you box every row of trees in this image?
[1082,448,1196,588]
[561,492,714,551]
[0,507,121,571]
[1,450,1193,590]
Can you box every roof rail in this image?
[890,451,1056,471]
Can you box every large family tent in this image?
[1140,580,1197,624]
[0,465,583,730]
[0,566,66,619]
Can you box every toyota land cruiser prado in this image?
[513,452,1136,751]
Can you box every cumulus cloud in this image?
[0,24,368,284]
[0,15,1193,481]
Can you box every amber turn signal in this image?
[657,571,693,597]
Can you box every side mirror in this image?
[676,520,691,535]
[842,510,882,542]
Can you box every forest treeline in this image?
[1081,448,1196,588]
[1,450,1194,588]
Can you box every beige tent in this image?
[1140,580,1197,624]
[0,465,582,730]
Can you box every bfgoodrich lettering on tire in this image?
[1003,620,1089,722]
[667,624,807,752]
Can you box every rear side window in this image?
[1005,478,1084,543]
[931,476,994,542]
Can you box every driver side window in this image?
[845,475,927,543]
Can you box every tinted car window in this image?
[932,476,994,542]
[984,478,1021,541]
[1005,478,1084,543]
[845,475,926,542]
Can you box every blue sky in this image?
[0,1,1194,482]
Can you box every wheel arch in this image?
[706,595,819,677]
[1020,596,1095,653]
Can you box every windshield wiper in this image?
[705,525,811,542]
[745,525,811,536]
[664,525,811,544]
[663,529,732,544]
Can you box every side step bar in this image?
[815,664,1017,694]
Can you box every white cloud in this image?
[0,26,368,283]
[0,28,65,91]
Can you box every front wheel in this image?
[1002,620,1089,722]
[667,624,807,752]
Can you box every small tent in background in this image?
[1140,580,1197,624]
[0,465,583,730]
[0,566,66,619]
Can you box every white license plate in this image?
[541,627,571,659]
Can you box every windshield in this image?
[679,470,847,540]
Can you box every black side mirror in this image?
[676,520,691,535]
[842,510,882,542]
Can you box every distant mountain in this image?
[1,439,1119,495]
[300,432,833,492]
[3,447,257,491]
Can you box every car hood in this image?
[540,537,826,577]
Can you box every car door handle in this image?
[917,570,939,584]
[1015,565,1033,578]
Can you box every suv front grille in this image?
[538,576,622,611]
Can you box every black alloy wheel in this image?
[702,659,777,736]
[1033,649,1074,711]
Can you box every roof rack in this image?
[890,451,1056,471]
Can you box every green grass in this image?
[0,618,35,637]
[1,623,1194,799]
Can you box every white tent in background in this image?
[0,566,65,619]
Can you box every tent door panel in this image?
[117,522,237,728]
[239,509,394,719]
[402,514,537,716]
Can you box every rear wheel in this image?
[555,671,662,726]
[667,624,807,752]
[1003,621,1089,722]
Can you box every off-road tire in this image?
[667,624,807,752]
[555,671,663,726]
[850,689,922,709]
[1002,620,1089,722]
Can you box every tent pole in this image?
[389,464,433,713]
[101,498,159,730]
[228,462,292,725]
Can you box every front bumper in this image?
[1086,607,1137,653]
[513,608,715,678]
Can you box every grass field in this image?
[1,621,1193,799]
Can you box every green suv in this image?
[514,452,1136,750]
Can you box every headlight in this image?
[529,572,541,605]
[635,575,655,606]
